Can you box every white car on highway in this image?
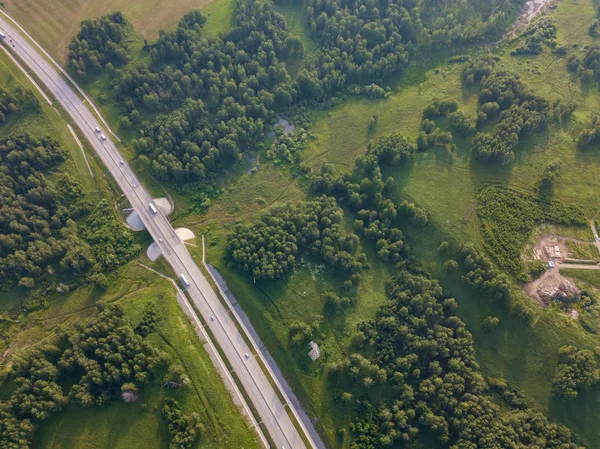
[100,134,106,141]
[95,126,100,133]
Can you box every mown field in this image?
[2,0,235,63]
[0,47,258,449]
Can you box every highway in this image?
[0,15,314,449]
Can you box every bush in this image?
[552,345,600,400]
[481,316,500,331]
[528,260,547,279]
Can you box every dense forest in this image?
[0,89,139,299]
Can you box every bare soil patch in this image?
[524,267,580,306]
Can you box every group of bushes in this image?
[512,17,557,55]
[163,399,202,449]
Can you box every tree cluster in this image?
[552,345,600,400]
[539,159,561,196]
[227,196,367,281]
[466,65,573,162]
[460,242,511,305]
[422,99,459,119]
[265,127,311,170]
[576,113,600,149]
[488,377,528,410]
[289,315,322,346]
[68,12,129,77]
[0,304,167,448]
[163,399,202,449]
[331,271,579,448]
[417,120,453,152]
[448,110,477,135]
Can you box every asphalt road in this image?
[0,16,313,449]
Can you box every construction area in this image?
[524,228,600,307]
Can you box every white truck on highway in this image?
[149,203,158,214]
[180,274,190,288]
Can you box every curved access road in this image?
[0,14,317,449]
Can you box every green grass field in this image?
[561,268,600,290]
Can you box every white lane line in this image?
[0,43,52,105]
[67,123,94,179]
